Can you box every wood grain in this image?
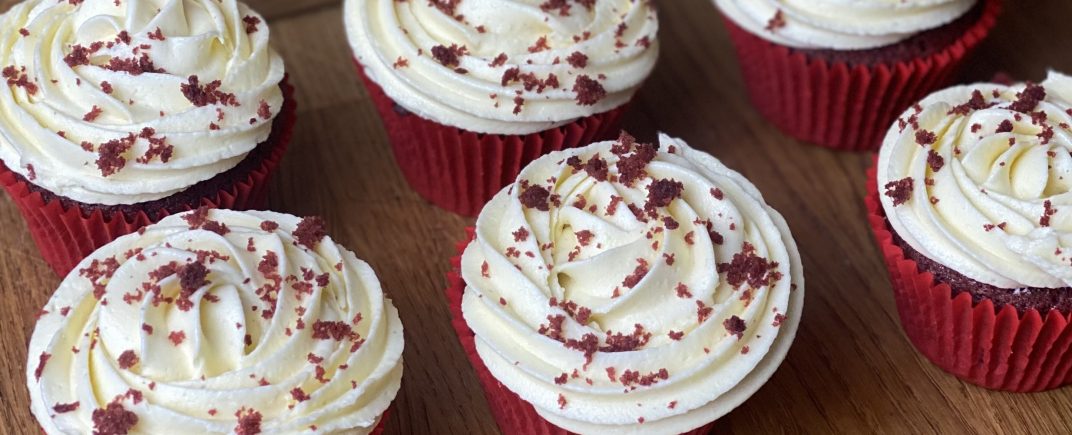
[2,0,1072,434]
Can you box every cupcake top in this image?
[715,0,976,50]
[27,209,403,434]
[0,0,285,205]
[878,72,1072,290]
[344,0,658,135]
[460,134,804,433]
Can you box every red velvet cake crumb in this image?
[489,53,508,67]
[311,320,352,341]
[83,105,103,121]
[572,75,606,106]
[621,258,649,288]
[765,9,786,32]
[723,316,746,339]
[646,178,683,210]
[696,300,712,323]
[1009,82,1046,113]
[243,15,261,34]
[91,401,138,435]
[520,184,551,211]
[181,75,238,107]
[95,134,135,177]
[575,229,594,246]
[677,282,694,300]
[884,177,914,206]
[116,350,139,369]
[512,226,529,242]
[104,53,164,75]
[34,352,50,381]
[168,330,186,346]
[915,129,937,146]
[927,150,944,172]
[293,217,328,249]
[431,44,467,68]
[528,36,550,53]
[566,51,587,68]
[948,89,991,115]
[52,402,80,413]
[1041,200,1056,227]
[235,407,263,435]
[601,324,651,352]
[717,243,782,290]
[64,45,92,67]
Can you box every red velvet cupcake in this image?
[869,72,1072,391]
[344,0,658,216]
[449,133,804,433]
[27,209,403,434]
[0,0,296,275]
[716,0,1001,151]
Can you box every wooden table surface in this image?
[2,0,1072,433]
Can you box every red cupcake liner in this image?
[445,228,715,434]
[723,0,1001,152]
[371,407,390,435]
[0,79,297,277]
[355,64,627,217]
[866,165,1072,392]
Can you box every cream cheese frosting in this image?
[878,71,1072,289]
[715,0,977,50]
[27,209,403,434]
[344,0,658,135]
[0,0,285,205]
[460,134,804,434]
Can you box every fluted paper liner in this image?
[446,229,716,434]
[356,64,626,217]
[723,0,1001,151]
[866,165,1072,392]
[0,79,297,276]
[371,407,389,435]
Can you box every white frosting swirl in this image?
[0,0,285,205]
[878,72,1072,289]
[27,209,403,434]
[716,0,977,50]
[461,134,804,434]
[344,0,658,135]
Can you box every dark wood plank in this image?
[1,0,1071,434]
[247,0,338,20]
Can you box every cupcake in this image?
[26,209,403,434]
[447,133,804,433]
[869,71,1072,391]
[715,0,1001,151]
[344,0,658,216]
[0,0,296,276]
